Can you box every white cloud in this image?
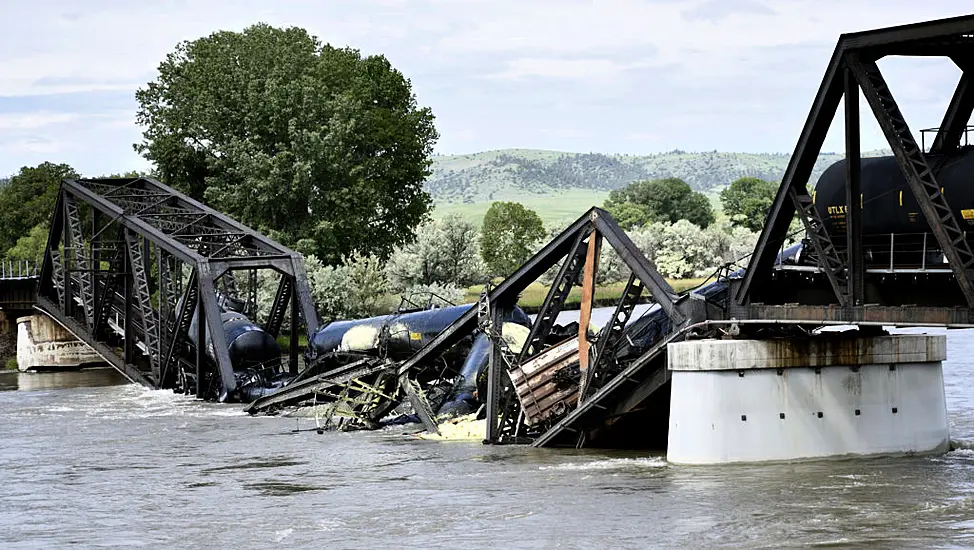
[0,0,971,173]
[487,58,653,80]
[0,112,79,130]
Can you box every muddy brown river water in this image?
[1,324,973,548]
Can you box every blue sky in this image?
[0,0,972,177]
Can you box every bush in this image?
[260,252,390,325]
[385,214,485,291]
[399,283,466,308]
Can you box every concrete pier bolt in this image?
[666,333,949,465]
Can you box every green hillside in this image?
[433,188,610,225]
[427,148,888,223]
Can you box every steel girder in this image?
[736,14,974,310]
[36,177,319,401]
[380,207,688,445]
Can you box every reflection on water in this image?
[0,367,130,392]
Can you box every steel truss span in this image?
[36,177,318,402]
[737,14,974,317]
[247,207,706,449]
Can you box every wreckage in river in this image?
[245,206,727,449]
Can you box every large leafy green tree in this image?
[480,202,546,277]
[603,177,714,229]
[0,162,78,256]
[134,23,439,263]
[720,177,777,232]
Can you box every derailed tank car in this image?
[302,304,534,419]
[177,293,288,401]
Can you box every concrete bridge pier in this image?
[665,333,949,465]
[16,314,106,372]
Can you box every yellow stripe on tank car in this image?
[860,194,863,209]
[899,190,903,206]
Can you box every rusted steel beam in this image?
[575,232,601,400]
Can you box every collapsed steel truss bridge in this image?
[36,177,318,401]
[243,15,974,448]
[23,14,974,449]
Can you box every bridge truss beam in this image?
[389,207,692,445]
[36,177,318,402]
[736,14,974,311]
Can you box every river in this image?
[1,323,973,548]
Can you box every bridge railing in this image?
[0,259,39,280]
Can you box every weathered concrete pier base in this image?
[16,314,106,372]
[666,334,949,465]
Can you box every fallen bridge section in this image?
[256,207,711,448]
[36,177,319,402]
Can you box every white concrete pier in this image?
[16,314,106,371]
[666,334,949,465]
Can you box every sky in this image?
[0,0,972,177]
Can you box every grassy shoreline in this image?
[460,277,708,312]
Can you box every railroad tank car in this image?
[182,295,282,371]
[306,304,532,361]
[813,151,974,237]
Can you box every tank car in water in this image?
[179,293,285,401]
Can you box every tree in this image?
[706,221,759,267]
[385,213,484,290]
[720,177,777,232]
[263,251,389,321]
[134,23,439,264]
[0,162,78,255]
[603,177,714,229]
[480,202,546,277]
[438,214,483,286]
[5,224,50,265]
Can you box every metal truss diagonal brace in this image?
[290,255,319,338]
[592,212,685,325]
[518,225,592,362]
[64,194,94,328]
[125,231,161,377]
[582,273,644,401]
[264,275,293,337]
[160,269,199,390]
[734,41,846,305]
[930,68,974,154]
[846,52,974,308]
[790,184,850,306]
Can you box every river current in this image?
[1,323,973,548]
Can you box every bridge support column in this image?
[665,333,949,465]
[16,314,106,372]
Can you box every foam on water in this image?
[539,456,667,471]
[2,315,974,548]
